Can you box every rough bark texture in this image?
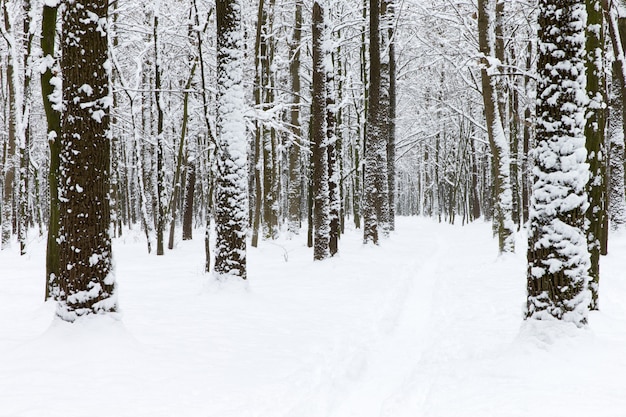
[477,0,515,254]
[386,0,397,231]
[251,0,265,248]
[526,0,590,326]
[182,160,196,240]
[363,0,390,244]
[214,0,248,279]
[1,1,15,250]
[585,0,606,310]
[57,0,117,321]
[311,2,330,260]
[607,18,626,232]
[287,0,303,236]
[327,49,340,256]
[154,11,165,256]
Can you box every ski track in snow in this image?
[2,218,626,416]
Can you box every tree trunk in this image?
[607,15,626,231]
[182,160,196,240]
[1,1,16,250]
[168,60,198,250]
[251,0,266,248]
[287,0,303,236]
[526,0,590,326]
[363,0,389,244]
[477,0,515,254]
[312,1,330,260]
[214,0,248,279]
[386,0,397,231]
[57,0,117,321]
[153,10,166,256]
[585,0,607,310]
[327,50,340,257]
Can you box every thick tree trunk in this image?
[57,0,117,321]
[214,0,248,279]
[526,0,590,326]
[585,0,607,310]
[363,0,390,244]
[311,2,330,260]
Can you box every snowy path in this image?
[327,229,446,417]
[2,218,626,416]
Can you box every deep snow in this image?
[1,217,626,416]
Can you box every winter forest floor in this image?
[2,217,626,417]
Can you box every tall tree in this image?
[311,1,331,260]
[287,0,303,236]
[56,0,117,320]
[1,0,18,250]
[526,0,591,327]
[326,31,340,256]
[153,5,166,256]
[477,0,515,254]
[385,0,397,231]
[606,10,626,231]
[363,0,390,244]
[214,0,248,279]
[585,0,607,310]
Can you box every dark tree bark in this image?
[470,136,481,220]
[1,1,16,250]
[287,0,303,236]
[311,1,330,260]
[57,0,117,320]
[214,0,248,279]
[182,160,196,241]
[385,0,397,231]
[251,0,266,248]
[477,0,514,253]
[153,10,165,256]
[363,0,390,244]
[607,14,626,231]
[585,0,607,310]
[526,0,590,326]
[522,41,532,225]
[327,52,340,256]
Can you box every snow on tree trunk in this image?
[363,0,390,245]
[41,2,62,300]
[384,0,397,232]
[153,8,166,257]
[526,0,591,327]
[604,6,626,230]
[287,0,303,237]
[608,64,626,231]
[326,25,340,257]
[57,0,117,321]
[311,1,331,261]
[584,0,606,310]
[477,0,515,254]
[214,0,249,279]
[182,160,196,241]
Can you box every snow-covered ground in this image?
[2,217,626,417]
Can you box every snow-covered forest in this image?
[2,0,626,415]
